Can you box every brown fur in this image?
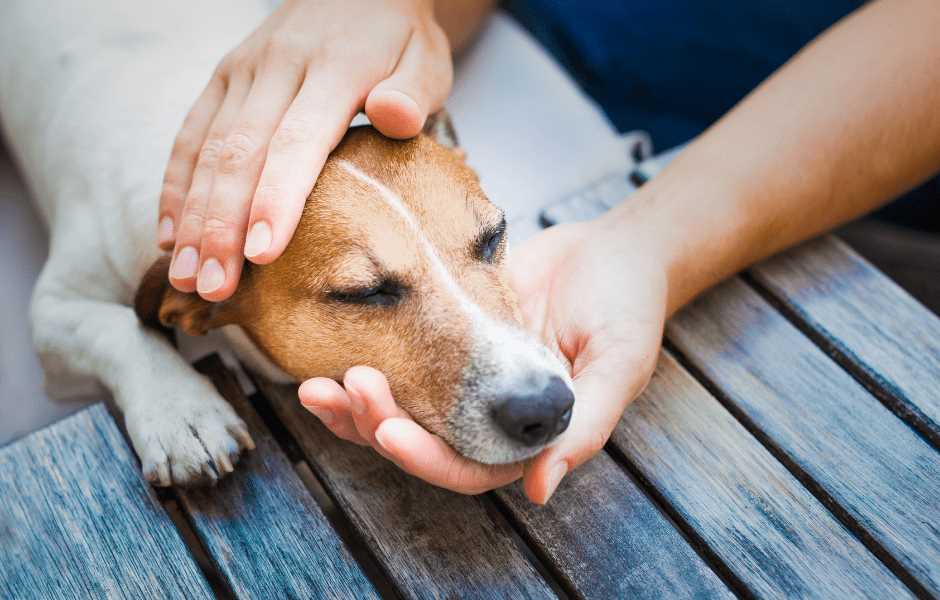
[136,121,520,439]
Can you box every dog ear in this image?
[423,109,459,150]
[134,255,233,336]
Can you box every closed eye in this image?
[328,280,405,307]
[474,217,507,263]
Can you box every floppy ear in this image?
[423,109,459,150]
[134,255,233,336]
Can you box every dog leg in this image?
[30,283,254,486]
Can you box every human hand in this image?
[298,217,669,503]
[159,0,452,301]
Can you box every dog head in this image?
[137,113,574,464]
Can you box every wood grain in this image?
[0,404,212,599]
[668,277,940,596]
[750,236,940,445]
[611,351,912,599]
[496,453,732,599]
[257,378,556,600]
[179,356,378,599]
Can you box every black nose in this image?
[493,376,574,446]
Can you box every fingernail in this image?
[306,406,334,424]
[197,258,225,294]
[157,216,174,247]
[543,462,568,504]
[244,221,272,259]
[169,246,199,279]
[374,427,390,452]
[347,389,366,415]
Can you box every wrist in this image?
[593,154,752,316]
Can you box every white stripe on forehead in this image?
[336,158,483,317]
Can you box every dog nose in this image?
[493,376,574,447]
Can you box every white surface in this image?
[0,10,624,445]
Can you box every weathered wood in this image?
[496,453,733,599]
[256,378,557,600]
[0,404,212,600]
[178,356,378,599]
[261,376,732,600]
[750,236,940,445]
[610,351,912,599]
[668,277,940,596]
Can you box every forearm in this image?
[602,0,940,315]
[435,0,497,53]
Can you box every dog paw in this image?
[124,386,255,487]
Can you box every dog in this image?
[1,1,574,487]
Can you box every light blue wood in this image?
[751,236,940,445]
[181,356,378,599]
[496,451,733,599]
[668,277,940,596]
[611,351,912,599]
[0,404,212,599]
[256,377,558,600]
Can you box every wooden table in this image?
[2,210,939,598]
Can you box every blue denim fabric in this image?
[507,1,939,231]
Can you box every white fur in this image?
[0,0,272,484]
[337,160,573,463]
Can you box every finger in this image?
[195,65,304,301]
[366,27,453,139]
[342,366,409,451]
[244,73,359,265]
[375,418,522,495]
[298,377,368,446]
[158,75,226,250]
[168,77,251,292]
[523,350,654,505]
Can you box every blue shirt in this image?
[507,1,938,230]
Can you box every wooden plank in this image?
[610,352,912,599]
[750,236,940,445]
[496,453,733,599]
[256,378,557,600]
[667,277,940,596]
[259,377,732,600]
[0,404,212,600]
[178,356,378,599]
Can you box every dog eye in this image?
[475,218,506,263]
[328,281,403,307]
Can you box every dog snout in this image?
[492,375,574,447]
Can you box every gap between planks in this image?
[100,391,238,600]
[663,339,934,600]
[246,379,568,599]
[741,270,940,452]
[243,386,403,600]
[599,442,754,599]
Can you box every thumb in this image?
[366,27,453,139]
[523,346,657,504]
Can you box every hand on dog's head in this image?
[136,112,574,465]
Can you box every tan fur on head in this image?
[136,114,572,464]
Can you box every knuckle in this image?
[200,216,240,250]
[202,215,237,237]
[272,117,315,150]
[266,32,307,59]
[177,211,207,238]
[218,130,258,173]
[198,138,225,166]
